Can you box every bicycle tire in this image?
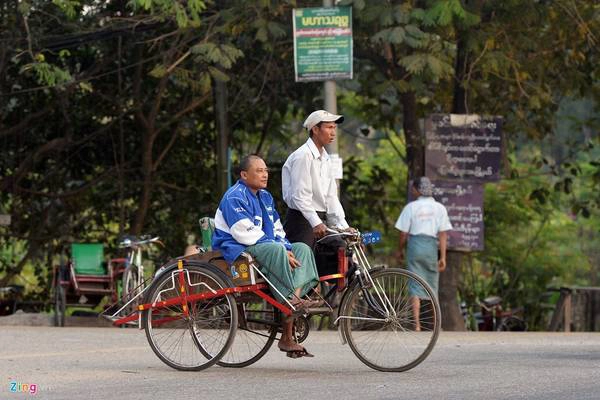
[500,316,527,332]
[142,264,237,371]
[340,267,441,372]
[217,297,278,368]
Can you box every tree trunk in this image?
[401,91,424,179]
[440,251,466,330]
[452,30,470,115]
[132,130,154,236]
[438,22,474,332]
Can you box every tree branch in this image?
[153,130,179,172]
[13,166,118,199]
[0,107,52,138]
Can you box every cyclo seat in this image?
[182,250,265,287]
[71,243,107,276]
[192,216,264,287]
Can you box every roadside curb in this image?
[0,310,113,327]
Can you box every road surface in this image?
[1,327,599,399]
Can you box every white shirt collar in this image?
[306,138,329,161]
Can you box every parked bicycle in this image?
[461,295,527,331]
[119,235,163,312]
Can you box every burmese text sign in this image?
[293,7,353,82]
[433,181,484,251]
[425,114,503,182]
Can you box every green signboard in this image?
[293,7,353,82]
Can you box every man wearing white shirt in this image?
[396,176,452,330]
[282,110,350,274]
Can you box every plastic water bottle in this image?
[230,264,239,279]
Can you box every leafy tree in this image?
[1,0,599,333]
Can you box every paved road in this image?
[1,327,599,400]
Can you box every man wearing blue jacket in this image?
[212,154,319,356]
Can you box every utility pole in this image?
[323,0,338,156]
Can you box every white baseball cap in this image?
[303,110,344,131]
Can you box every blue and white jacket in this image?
[212,180,292,264]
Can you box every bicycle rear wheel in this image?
[217,296,278,368]
[500,316,527,331]
[142,264,237,371]
[340,268,440,372]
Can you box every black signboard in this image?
[425,114,503,182]
[432,181,484,251]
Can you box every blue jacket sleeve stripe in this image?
[214,208,230,233]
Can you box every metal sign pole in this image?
[323,0,338,156]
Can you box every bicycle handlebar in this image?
[316,228,360,244]
[119,236,162,248]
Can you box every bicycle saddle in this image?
[482,295,502,307]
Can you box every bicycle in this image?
[118,235,163,313]
[103,228,441,372]
[461,295,527,331]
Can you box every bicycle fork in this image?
[335,270,390,346]
[356,272,387,318]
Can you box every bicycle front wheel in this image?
[143,265,237,371]
[121,265,141,313]
[340,268,441,372]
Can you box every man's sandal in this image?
[278,342,314,358]
[286,348,314,358]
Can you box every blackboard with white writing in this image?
[432,181,484,251]
[425,114,503,182]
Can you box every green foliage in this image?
[399,53,453,78]
[341,133,407,260]
[428,0,480,27]
[1,0,599,332]
[372,27,406,44]
[19,61,72,86]
[462,174,598,330]
[191,42,244,69]
[52,0,80,19]
[130,0,206,27]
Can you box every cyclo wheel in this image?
[340,267,441,372]
[217,296,278,368]
[142,262,237,371]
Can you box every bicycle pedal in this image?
[305,307,332,315]
[292,307,331,317]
